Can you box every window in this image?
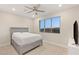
[39,16,61,33]
[52,16,60,33]
[39,19,45,32]
[45,18,51,32]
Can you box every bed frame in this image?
[10,27,42,55]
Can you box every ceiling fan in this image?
[24,4,45,16]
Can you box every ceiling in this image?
[0,4,78,19]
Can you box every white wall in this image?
[33,6,79,48]
[0,11,34,47]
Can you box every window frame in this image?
[39,16,61,33]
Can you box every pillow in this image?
[12,32,21,35]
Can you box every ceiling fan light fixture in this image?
[24,5,45,18]
[32,14,35,17]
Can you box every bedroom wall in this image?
[33,6,79,48]
[0,11,34,47]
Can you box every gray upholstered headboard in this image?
[10,27,29,33]
[10,27,29,44]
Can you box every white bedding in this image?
[12,32,42,46]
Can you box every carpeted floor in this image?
[0,42,67,55]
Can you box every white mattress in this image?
[12,32,42,46]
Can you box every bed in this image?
[10,27,42,55]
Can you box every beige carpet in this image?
[0,42,67,55]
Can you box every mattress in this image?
[12,32,42,46]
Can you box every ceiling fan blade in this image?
[24,10,33,13]
[36,10,45,12]
[24,6,33,10]
[27,10,33,13]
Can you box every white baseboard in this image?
[0,43,10,47]
[44,40,67,48]
[0,40,67,48]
